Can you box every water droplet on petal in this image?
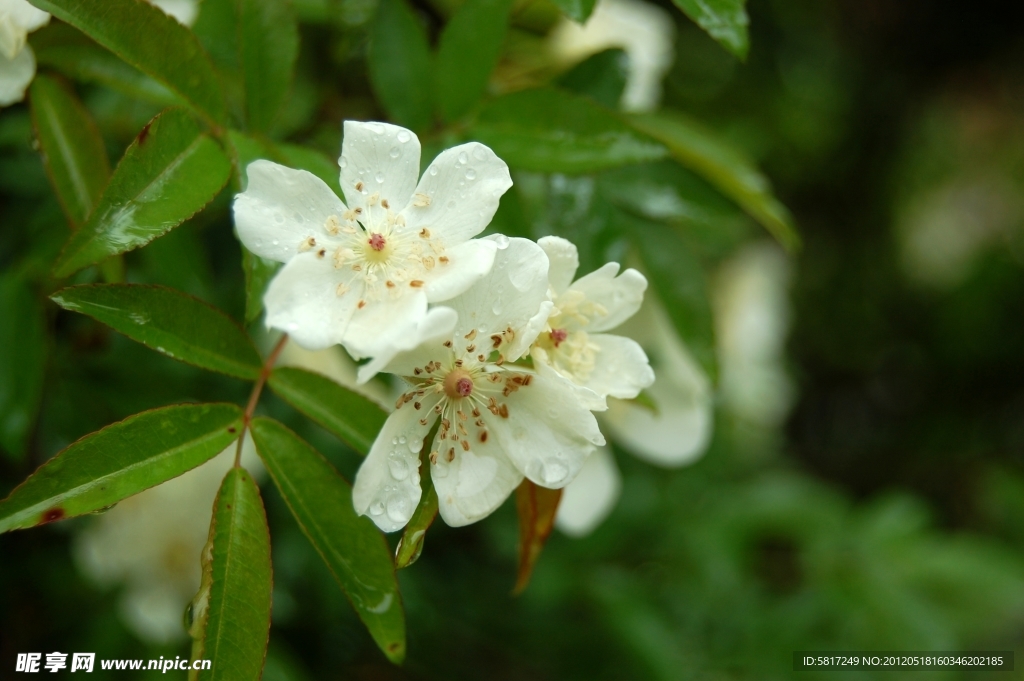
[458,152,468,164]
[340,156,348,168]
[389,147,400,159]
[408,437,423,453]
[465,168,477,180]
[491,234,510,249]
[369,500,385,515]
[429,166,439,176]
[388,458,410,481]
[375,172,385,183]
[386,495,409,522]
[473,145,488,161]
[397,130,411,143]
[391,437,398,445]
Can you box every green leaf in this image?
[269,367,387,455]
[557,48,629,110]
[0,403,243,534]
[190,468,273,681]
[51,284,263,380]
[29,74,110,228]
[238,0,299,132]
[434,0,514,123]
[472,88,668,173]
[368,0,433,132]
[624,212,717,381]
[548,0,597,23]
[0,273,47,462]
[30,0,226,125]
[629,112,800,252]
[32,23,180,107]
[52,107,232,278]
[671,0,749,60]
[249,417,405,663]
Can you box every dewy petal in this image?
[567,263,647,333]
[399,141,512,245]
[353,397,439,532]
[538,236,579,296]
[554,446,622,537]
[430,435,524,528]
[490,367,605,489]
[234,160,347,263]
[339,121,421,216]
[421,238,498,303]
[341,288,429,362]
[3,0,50,32]
[579,334,654,400]
[0,42,33,107]
[355,305,458,384]
[447,236,553,361]
[263,251,362,350]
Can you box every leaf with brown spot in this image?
[513,480,563,594]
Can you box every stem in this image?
[235,334,289,467]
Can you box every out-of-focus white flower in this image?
[234,121,511,367]
[557,292,713,535]
[532,236,653,402]
[548,0,674,112]
[714,241,794,426]
[353,237,606,532]
[0,0,49,107]
[276,340,393,411]
[74,438,264,644]
[149,0,199,26]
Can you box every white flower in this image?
[714,242,794,426]
[532,235,654,403]
[74,437,264,643]
[0,0,49,107]
[556,294,714,535]
[149,0,199,26]
[234,121,512,362]
[276,339,393,411]
[352,237,606,532]
[548,0,674,112]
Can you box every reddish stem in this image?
[235,334,289,467]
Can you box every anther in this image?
[413,193,431,207]
[414,402,422,410]
[461,440,470,452]
[439,256,450,265]
[466,344,476,353]
[446,448,455,462]
[457,410,467,421]
[298,236,316,252]
[429,451,438,464]
[423,256,435,270]
[381,199,390,209]
[465,329,477,340]
[410,280,424,288]
[317,249,326,258]
[419,228,431,238]
[386,280,396,288]
[479,431,488,443]
[472,407,481,417]
[358,300,366,309]
[336,283,348,296]
[443,340,453,348]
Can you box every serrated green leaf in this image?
[0,273,47,462]
[249,417,406,663]
[557,48,629,110]
[29,0,226,125]
[29,74,110,228]
[190,468,272,681]
[0,403,243,534]
[624,212,717,381]
[32,23,180,106]
[434,0,514,123]
[269,366,387,455]
[471,88,668,173]
[548,0,597,22]
[52,108,232,277]
[239,0,299,132]
[671,0,749,59]
[51,284,262,380]
[629,112,800,252]
[368,0,433,132]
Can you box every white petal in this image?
[340,121,421,217]
[400,141,512,244]
[355,305,458,384]
[538,235,579,295]
[579,333,654,399]
[567,263,647,333]
[263,251,362,350]
[277,343,393,411]
[2,0,49,32]
[148,0,198,25]
[421,238,497,303]
[234,160,347,263]
[353,398,438,532]
[555,446,621,537]
[602,330,712,466]
[490,367,604,489]
[430,436,523,528]
[447,236,553,360]
[341,288,429,362]
[0,42,33,106]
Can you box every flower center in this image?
[368,233,386,251]
[549,328,568,347]
[443,369,474,399]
